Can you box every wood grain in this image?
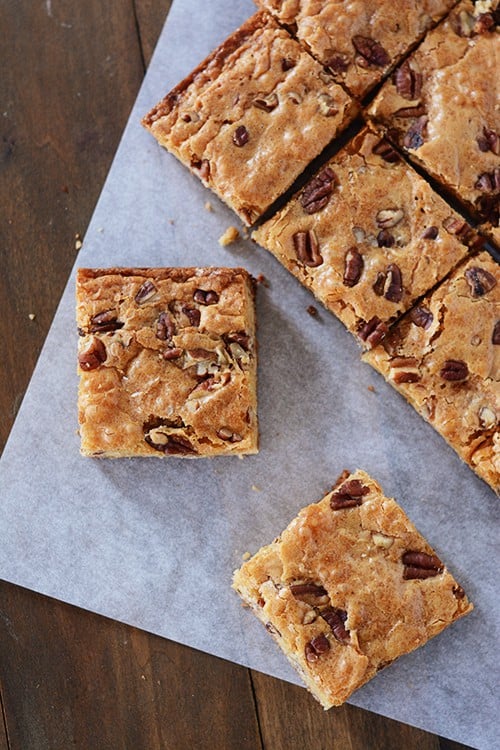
[135,0,174,65]
[0,697,8,750]
[0,581,262,750]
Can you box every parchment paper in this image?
[1,2,498,748]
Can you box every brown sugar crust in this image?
[253,128,476,345]
[142,11,357,225]
[233,469,473,709]
[255,0,457,99]
[363,252,499,491]
[76,267,258,457]
[367,1,499,231]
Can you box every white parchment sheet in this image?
[1,2,498,748]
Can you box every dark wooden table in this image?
[0,2,473,748]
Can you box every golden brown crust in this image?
[363,252,499,491]
[233,469,473,709]
[76,267,258,458]
[367,1,499,229]
[252,127,476,345]
[142,11,357,225]
[255,0,457,99]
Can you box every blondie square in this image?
[363,252,499,491]
[255,0,457,99]
[233,469,473,708]
[76,267,258,457]
[367,1,499,238]
[253,128,477,347]
[142,11,357,225]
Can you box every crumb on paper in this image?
[218,226,240,246]
[204,201,213,212]
[242,551,251,561]
[168,218,175,226]
[251,484,261,492]
[28,313,36,321]
[97,227,104,233]
[307,305,318,317]
[256,274,269,288]
[241,227,249,239]
[75,233,82,250]
[368,385,376,393]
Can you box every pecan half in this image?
[305,634,330,662]
[394,60,422,100]
[372,139,400,163]
[253,92,278,112]
[290,583,328,599]
[343,247,363,287]
[292,230,323,267]
[421,226,439,240]
[440,359,469,381]
[410,306,433,329]
[477,127,499,155]
[156,311,176,340]
[300,168,336,214]
[402,550,443,580]
[233,125,249,147]
[331,479,369,510]
[78,337,107,371]
[321,607,350,645]
[352,35,389,67]
[193,288,219,305]
[493,321,500,345]
[465,267,497,297]
[357,316,388,347]
[89,310,124,333]
[403,116,427,150]
[134,280,157,305]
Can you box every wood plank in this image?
[134,0,174,66]
[0,581,262,750]
[0,697,8,750]
[251,670,446,750]
[0,0,144,452]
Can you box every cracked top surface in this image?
[76,267,258,457]
[142,11,356,225]
[367,0,500,227]
[233,469,472,708]
[363,252,499,491]
[255,0,457,99]
[253,128,473,344]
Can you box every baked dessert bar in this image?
[254,0,457,100]
[367,1,499,240]
[76,267,258,457]
[233,469,473,708]
[142,11,357,225]
[363,252,499,491]
[253,127,478,347]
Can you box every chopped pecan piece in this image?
[473,12,495,34]
[216,427,243,443]
[318,93,338,117]
[164,435,196,456]
[373,272,386,297]
[253,92,278,112]
[384,264,403,303]
[134,280,157,305]
[163,347,183,361]
[402,550,443,580]
[465,267,497,297]
[477,127,499,155]
[376,208,403,229]
[281,57,295,71]
[290,583,328,599]
[325,50,349,74]
[265,622,281,636]
[493,321,500,345]
[292,230,323,267]
[193,288,219,305]
[478,406,497,429]
[156,311,176,340]
[321,607,350,645]
[394,105,426,119]
[331,479,369,510]
[343,247,363,287]
[394,60,422,100]
[78,337,107,371]
[372,139,400,163]
[182,306,201,327]
[89,310,124,333]
[410,306,433,329]
[475,168,500,192]
[224,330,250,351]
[352,35,389,67]
[305,634,330,662]
[233,125,249,147]
[421,226,439,240]
[476,193,499,224]
[440,359,469,381]
[300,168,336,214]
[191,158,210,181]
[357,316,388,347]
[377,229,394,248]
[403,116,427,150]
